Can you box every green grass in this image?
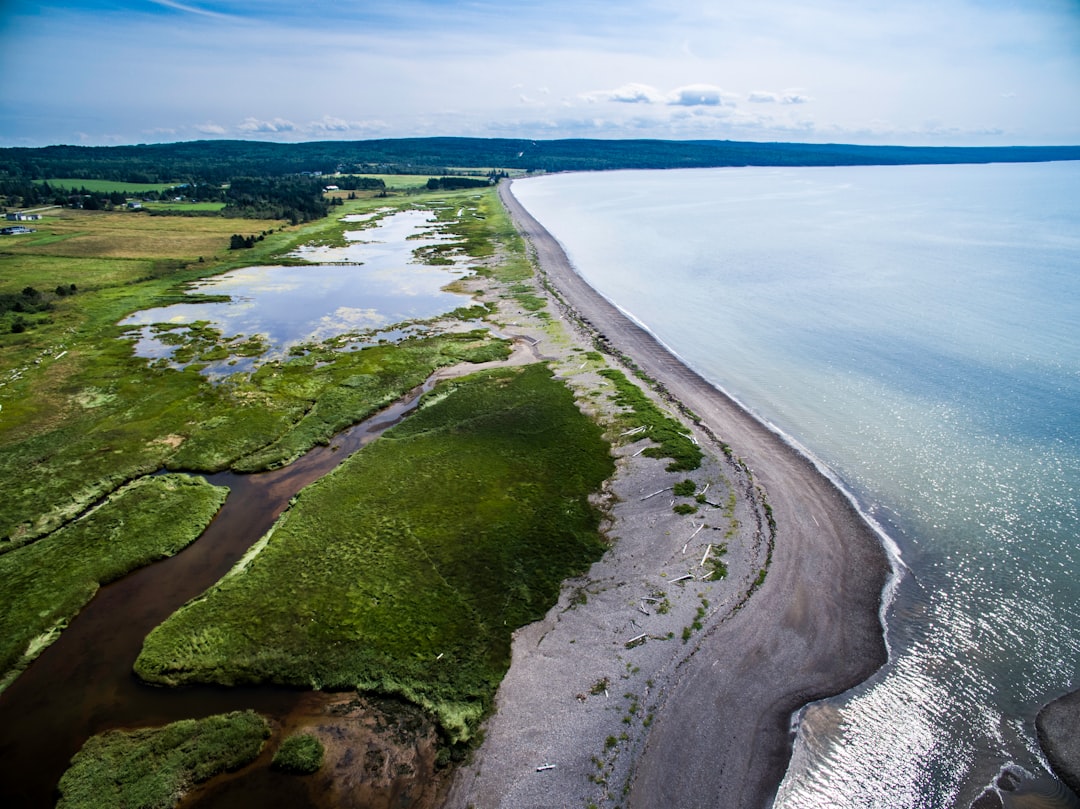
[272,734,324,774]
[142,202,227,212]
[0,474,228,694]
[56,710,269,809]
[38,178,180,194]
[135,365,614,743]
[598,369,703,471]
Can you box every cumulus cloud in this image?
[583,83,739,107]
[748,90,810,104]
[666,84,737,107]
[582,83,666,104]
[308,115,351,132]
[238,117,297,133]
[194,121,226,135]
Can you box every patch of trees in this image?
[223,176,328,224]
[425,177,492,191]
[331,176,386,191]
[1,285,76,332]
[229,233,269,250]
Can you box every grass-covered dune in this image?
[56,710,269,809]
[136,364,615,742]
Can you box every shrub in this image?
[272,733,324,774]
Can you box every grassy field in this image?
[135,365,615,743]
[56,710,269,809]
[0,192,514,547]
[142,202,227,212]
[37,178,180,194]
[0,474,228,693]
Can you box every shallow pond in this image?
[121,209,472,375]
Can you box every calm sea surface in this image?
[514,163,1080,807]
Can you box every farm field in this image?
[35,178,181,194]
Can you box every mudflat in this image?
[444,181,891,808]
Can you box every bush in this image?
[673,479,697,497]
[271,733,324,774]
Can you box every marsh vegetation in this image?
[0,179,624,805]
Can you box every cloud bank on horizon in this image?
[1,0,1077,147]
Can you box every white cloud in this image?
[194,122,226,135]
[749,90,810,104]
[148,1,236,22]
[237,117,297,134]
[308,116,351,132]
[666,84,737,107]
[582,83,666,104]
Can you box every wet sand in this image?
[446,180,892,807]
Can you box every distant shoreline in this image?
[498,178,891,807]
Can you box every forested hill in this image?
[1,138,1078,183]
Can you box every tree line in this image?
[2,138,1078,184]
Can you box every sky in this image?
[1,0,1078,147]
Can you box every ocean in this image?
[512,163,1080,807]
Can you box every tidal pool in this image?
[121,209,473,375]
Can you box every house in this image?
[5,212,42,221]
[324,185,340,192]
[126,202,143,209]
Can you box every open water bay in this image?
[514,163,1080,807]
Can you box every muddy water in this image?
[0,381,440,808]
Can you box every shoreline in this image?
[466,179,892,806]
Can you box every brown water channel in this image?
[0,379,441,808]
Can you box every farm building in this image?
[5,212,42,221]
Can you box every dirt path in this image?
[442,180,892,808]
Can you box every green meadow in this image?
[136,365,615,743]
[0,474,228,692]
[1,183,620,771]
[56,711,269,809]
[37,178,181,194]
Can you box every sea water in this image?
[513,163,1080,806]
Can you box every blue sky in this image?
[1,0,1078,146]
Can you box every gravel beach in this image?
[442,181,892,809]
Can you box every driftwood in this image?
[700,544,712,567]
[536,763,557,772]
[669,573,694,584]
[641,487,672,501]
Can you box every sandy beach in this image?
[442,181,892,808]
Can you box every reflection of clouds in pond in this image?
[308,307,389,343]
[121,208,472,376]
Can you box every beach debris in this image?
[700,544,712,567]
[620,425,648,437]
[697,482,710,496]
[637,601,650,616]
[54,350,67,360]
[536,763,557,772]
[435,652,444,661]
[669,573,694,584]
[641,487,672,501]
[681,524,706,554]
[625,633,647,649]
[632,446,649,457]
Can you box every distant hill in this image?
[1,137,1078,184]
